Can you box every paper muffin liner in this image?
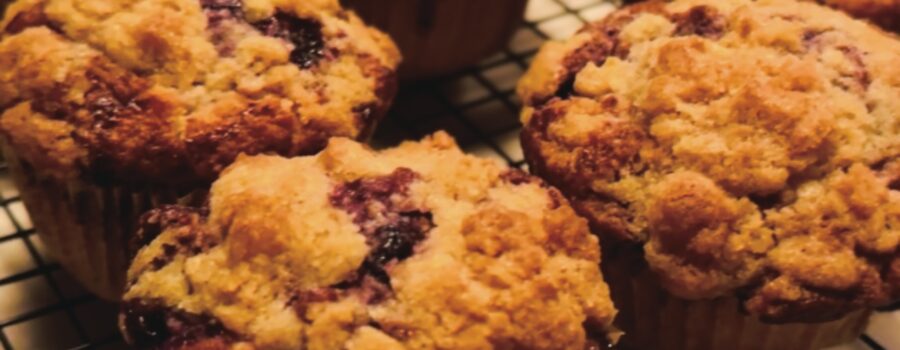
[603,245,871,350]
[345,0,527,78]
[2,144,204,300]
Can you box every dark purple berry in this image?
[253,12,325,68]
[121,301,169,346]
[121,301,234,349]
[368,211,432,265]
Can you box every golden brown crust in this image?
[519,0,900,322]
[0,0,400,187]
[121,132,619,349]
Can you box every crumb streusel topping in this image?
[519,0,900,322]
[120,132,618,349]
[0,0,399,187]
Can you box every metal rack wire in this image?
[0,0,896,349]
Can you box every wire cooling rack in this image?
[0,0,897,349]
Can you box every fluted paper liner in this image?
[603,246,871,350]
[2,143,203,300]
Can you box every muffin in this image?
[816,0,900,32]
[0,0,399,299]
[118,132,619,350]
[343,0,527,79]
[518,0,900,349]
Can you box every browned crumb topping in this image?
[0,0,400,188]
[518,0,900,322]
[121,132,619,349]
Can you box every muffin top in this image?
[0,0,399,188]
[518,0,900,322]
[817,0,900,32]
[119,132,618,350]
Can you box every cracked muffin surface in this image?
[518,0,900,322]
[0,0,399,187]
[119,132,618,350]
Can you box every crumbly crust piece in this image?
[0,0,399,187]
[120,132,618,349]
[518,0,900,322]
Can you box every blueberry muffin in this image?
[119,132,619,350]
[0,0,399,299]
[344,0,527,79]
[518,0,900,349]
[816,0,900,32]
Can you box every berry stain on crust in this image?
[500,168,536,186]
[200,0,242,24]
[199,0,326,67]
[329,167,418,228]
[131,205,216,272]
[4,3,53,34]
[551,4,726,101]
[200,0,244,54]
[673,5,726,38]
[330,168,435,295]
